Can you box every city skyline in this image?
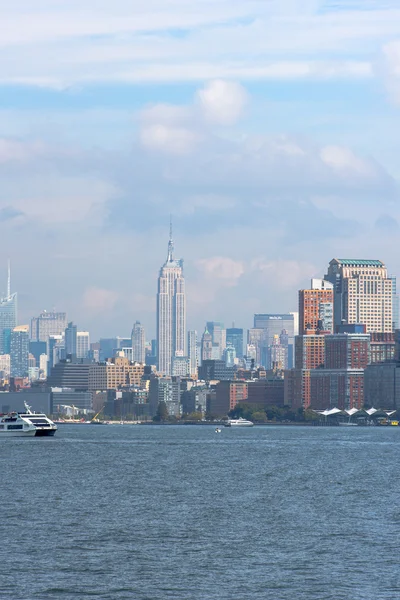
[3,251,400,343]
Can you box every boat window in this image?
[7,424,23,430]
[0,425,4,429]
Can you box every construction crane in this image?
[91,406,105,423]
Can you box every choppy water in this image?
[1,424,400,599]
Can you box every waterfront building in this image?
[247,378,285,408]
[10,325,29,377]
[148,376,181,417]
[30,311,67,342]
[131,321,145,364]
[295,334,325,370]
[226,327,244,359]
[364,363,400,410]
[325,259,393,333]
[157,226,186,375]
[369,333,395,364]
[0,263,17,354]
[324,333,370,369]
[299,279,334,335]
[211,381,248,416]
[77,332,90,359]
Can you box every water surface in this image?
[1,424,399,599]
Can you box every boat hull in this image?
[35,428,57,436]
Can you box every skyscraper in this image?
[188,330,198,376]
[10,325,29,377]
[157,225,186,375]
[77,332,90,359]
[226,327,244,359]
[0,262,17,354]
[206,322,226,358]
[201,328,213,362]
[65,322,77,356]
[30,311,67,342]
[325,259,393,333]
[131,321,145,363]
[299,279,334,335]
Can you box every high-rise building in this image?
[206,322,226,358]
[0,262,17,354]
[253,314,295,368]
[30,311,67,342]
[223,344,236,368]
[0,354,10,377]
[77,332,90,359]
[299,279,334,335]
[157,226,186,375]
[131,321,145,364]
[10,325,29,377]
[65,322,77,357]
[188,330,198,376]
[201,328,213,362]
[226,327,244,359]
[325,259,393,333]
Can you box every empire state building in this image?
[157,227,186,375]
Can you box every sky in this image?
[1,0,400,340]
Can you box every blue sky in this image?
[1,0,400,339]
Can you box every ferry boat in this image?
[19,402,58,436]
[224,417,254,427]
[0,413,37,437]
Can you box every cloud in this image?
[0,1,397,87]
[0,206,24,221]
[381,39,400,104]
[82,287,119,314]
[196,257,245,285]
[140,124,201,155]
[251,258,318,289]
[196,80,248,125]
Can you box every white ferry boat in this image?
[224,417,254,427]
[19,403,58,437]
[0,413,37,437]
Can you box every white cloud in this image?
[320,146,378,179]
[196,257,245,284]
[382,39,400,104]
[140,124,201,154]
[0,1,397,86]
[82,287,119,314]
[196,80,248,125]
[251,258,318,289]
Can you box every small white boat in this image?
[0,413,37,437]
[215,428,222,433]
[224,418,254,427]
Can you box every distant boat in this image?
[215,428,222,433]
[338,422,358,427]
[225,418,254,427]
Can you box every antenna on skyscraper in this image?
[7,259,10,298]
[167,215,174,261]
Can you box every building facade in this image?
[0,272,17,354]
[131,321,145,364]
[226,328,244,359]
[325,259,393,333]
[157,229,186,375]
[76,332,90,359]
[30,311,67,342]
[10,325,29,377]
[299,279,334,335]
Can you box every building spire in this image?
[167,215,174,262]
[7,259,10,298]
